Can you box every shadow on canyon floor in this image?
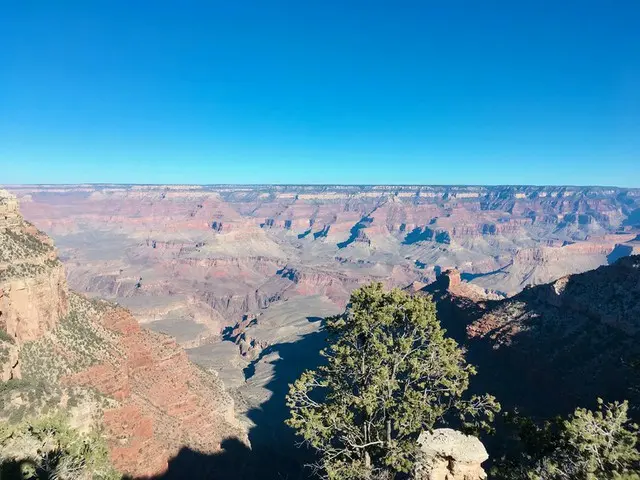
[131,438,306,480]
[139,318,328,480]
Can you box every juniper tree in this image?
[0,414,119,480]
[286,283,499,479]
[494,400,640,480]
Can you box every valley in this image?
[7,184,640,434]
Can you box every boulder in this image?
[415,428,488,480]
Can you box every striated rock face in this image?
[6,184,640,438]
[415,429,488,480]
[0,190,69,345]
[0,188,246,477]
[63,305,245,476]
[0,264,68,343]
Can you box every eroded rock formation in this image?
[415,428,488,480]
[5,184,640,445]
[422,255,640,417]
[0,191,69,345]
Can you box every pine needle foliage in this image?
[286,283,499,479]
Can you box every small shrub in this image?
[0,329,15,345]
[0,414,120,480]
[493,399,640,480]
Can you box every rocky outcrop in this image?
[415,429,488,480]
[0,190,69,344]
[425,255,640,418]
[423,269,501,304]
[436,269,462,290]
[0,191,22,228]
[0,264,69,343]
[0,189,247,477]
[0,189,70,382]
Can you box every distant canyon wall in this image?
[5,183,640,352]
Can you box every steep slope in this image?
[0,189,245,477]
[0,193,68,348]
[421,256,640,417]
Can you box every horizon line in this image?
[3,183,639,189]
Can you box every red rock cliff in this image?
[0,188,246,477]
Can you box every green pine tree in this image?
[286,283,499,479]
[494,400,640,480]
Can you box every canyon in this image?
[6,184,640,437]
[2,184,640,478]
[0,189,245,477]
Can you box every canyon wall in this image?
[0,189,245,477]
[0,193,68,344]
[421,254,640,417]
[5,184,640,447]
[8,184,639,332]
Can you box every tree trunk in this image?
[386,419,392,446]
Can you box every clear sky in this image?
[1,1,639,186]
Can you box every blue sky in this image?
[1,1,639,186]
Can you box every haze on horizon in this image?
[1,2,639,187]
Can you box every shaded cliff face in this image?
[423,255,640,418]
[0,189,245,477]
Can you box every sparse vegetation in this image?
[0,379,64,425]
[286,283,499,479]
[0,261,52,282]
[0,329,15,345]
[20,336,70,383]
[0,223,61,281]
[19,295,116,384]
[494,400,640,480]
[86,296,111,315]
[0,414,120,480]
[0,228,53,263]
[0,345,9,364]
[0,330,14,365]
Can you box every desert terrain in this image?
[7,184,640,438]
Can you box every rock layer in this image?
[0,188,246,477]
[0,190,69,344]
[0,264,68,343]
[5,184,640,441]
[63,305,245,476]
